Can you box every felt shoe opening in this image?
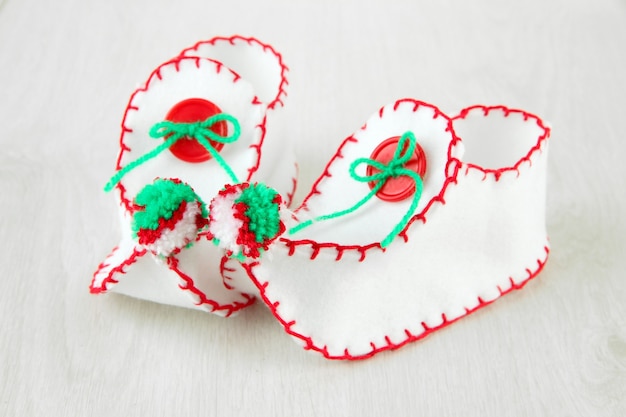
[452,106,549,171]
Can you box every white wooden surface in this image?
[1,0,625,415]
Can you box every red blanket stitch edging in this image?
[243,244,549,360]
[168,257,255,317]
[90,247,146,294]
[91,238,254,316]
[179,35,289,110]
[220,255,238,290]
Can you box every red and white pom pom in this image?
[208,183,285,259]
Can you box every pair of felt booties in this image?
[92,35,551,360]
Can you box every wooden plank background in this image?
[1,0,624,415]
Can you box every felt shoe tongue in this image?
[286,99,463,247]
[112,55,265,213]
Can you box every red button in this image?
[366,136,427,202]
[165,98,228,163]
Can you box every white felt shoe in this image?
[239,99,550,358]
[91,36,295,315]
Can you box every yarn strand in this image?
[104,113,241,192]
[288,131,424,248]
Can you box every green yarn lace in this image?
[104,113,241,192]
[289,131,424,248]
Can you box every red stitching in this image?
[116,182,134,215]
[168,256,255,317]
[178,35,289,110]
[90,247,146,294]
[246,115,268,181]
[278,239,383,262]
[245,245,549,360]
[285,165,298,208]
[452,105,550,182]
[219,255,237,290]
[114,54,266,212]
[90,246,118,292]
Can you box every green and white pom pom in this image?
[208,182,285,259]
[132,178,208,258]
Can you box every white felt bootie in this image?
[91,36,295,316]
[235,99,550,359]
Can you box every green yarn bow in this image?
[289,131,424,248]
[104,113,241,192]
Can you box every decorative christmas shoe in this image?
[234,99,550,359]
[91,36,294,316]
